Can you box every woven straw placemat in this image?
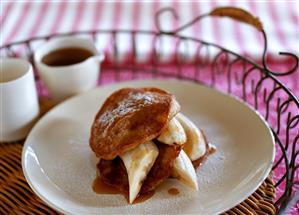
[0,100,277,215]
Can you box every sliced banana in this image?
[175,113,207,161]
[169,98,180,119]
[172,150,198,190]
[120,141,158,203]
[157,117,186,145]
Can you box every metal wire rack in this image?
[1,7,298,214]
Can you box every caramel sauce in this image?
[92,176,120,194]
[209,144,216,154]
[168,187,180,195]
[92,176,155,204]
[133,190,155,204]
[42,47,94,66]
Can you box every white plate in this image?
[22,80,275,215]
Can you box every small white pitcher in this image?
[0,58,40,142]
[34,36,104,102]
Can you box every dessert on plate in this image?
[90,87,215,203]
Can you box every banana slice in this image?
[172,150,198,190]
[175,113,206,161]
[157,117,186,145]
[120,141,158,203]
[169,98,180,119]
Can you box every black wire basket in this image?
[1,7,298,213]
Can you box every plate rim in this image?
[22,79,275,214]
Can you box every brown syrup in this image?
[133,190,155,204]
[92,176,120,194]
[209,144,216,154]
[168,187,180,195]
[42,47,94,66]
[92,176,155,204]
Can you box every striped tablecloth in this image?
[1,1,298,95]
[1,1,298,214]
[1,1,298,56]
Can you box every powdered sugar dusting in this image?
[96,92,161,134]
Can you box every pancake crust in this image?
[140,141,181,194]
[98,142,181,195]
[90,88,180,160]
[97,157,129,194]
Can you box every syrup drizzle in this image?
[168,187,180,195]
[93,176,155,204]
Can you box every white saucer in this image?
[22,80,275,214]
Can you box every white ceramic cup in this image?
[34,36,104,102]
[0,58,40,142]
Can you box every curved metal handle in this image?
[209,7,263,32]
[155,7,298,77]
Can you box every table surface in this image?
[1,1,298,214]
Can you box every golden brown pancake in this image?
[97,157,129,194]
[98,141,181,195]
[140,141,181,194]
[90,88,180,160]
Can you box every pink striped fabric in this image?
[268,3,287,50]
[27,1,49,38]
[229,0,246,55]
[0,1,13,26]
[92,2,103,30]
[4,2,31,44]
[2,1,298,58]
[107,1,121,53]
[113,2,122,30]
[49,1,67,34]
[210,1,222,45]
[247,1,263,45]
[152,1,160,30]
[71,1,85,32]
[191,1,201,38]
[132,1,140,30]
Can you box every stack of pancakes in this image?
[90,88,213,203]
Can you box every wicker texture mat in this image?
[0,101,277,215]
